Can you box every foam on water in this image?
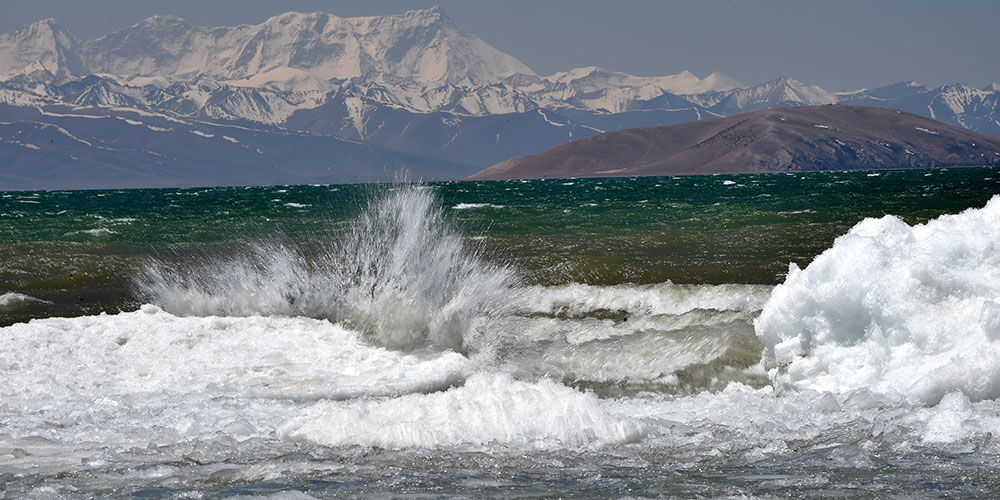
[451,202,504,210]
[495,283,770,394]
[4,308,999,460]
[612,383,1000,462]
[756,195,1000,404]
[0,292,47,310]
[520,282,771,321]
[531,321,767,395]
[279,372,644,450]
[7,181,1000,496]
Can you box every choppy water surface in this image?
[2,168,1000,498]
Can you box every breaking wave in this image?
[0,292,47,311]
[6,182,1000,484]
[135,185,1000,405]
[137,186,517,352]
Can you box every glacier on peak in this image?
[689,76,837,114]
[0,8,742,99]
[73,7,534,87]
[541,66,743,96]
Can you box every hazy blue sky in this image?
[4,0,998,91]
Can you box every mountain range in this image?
[1,7,998,189]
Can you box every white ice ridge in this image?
[0,305,470,402]
[755,195,1000,405]
[279,372,645,449]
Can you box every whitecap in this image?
[522,282,772,319]
[68,227,115,236]
[0,292,47,310]
[279,372,644,449]
[452,203,504,210]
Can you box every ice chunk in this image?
[756,196,1000,405]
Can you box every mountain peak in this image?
[398,6,457,30]
[701,71,744,91]
[263,11,336,26]
[406,5,449,20]
[939,83,981,93]
[0,17,84,79]
[14,17,72,39]
[145,14,186,22]
[31,18,63,29]
[549,66,607,79]
[762,76,828,92]
[71,7,532,85]
[878,81,930,94]
[133,14,192,29]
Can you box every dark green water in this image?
[2,167,998,326]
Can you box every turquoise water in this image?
[2,167,1000,498]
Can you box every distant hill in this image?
[0,100,473,191]
[470,106,1000,180]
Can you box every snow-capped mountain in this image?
[691,77,838,114]
[62,8,535,88]
[833,81,929,103]
[545,67,741,95]
[0,19,86,80]
[0,9,741,107]
[1,7,998,189]
[838,82,1000,134]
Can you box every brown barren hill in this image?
[469,105,1000,180]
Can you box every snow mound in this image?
[756,196,1000,405]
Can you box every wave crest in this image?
[137,185,517,352]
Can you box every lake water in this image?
[2,167,1000,497]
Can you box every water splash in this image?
[137,185,517,352]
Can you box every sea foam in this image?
[756,196,1000,404]
[279,372,644,449]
